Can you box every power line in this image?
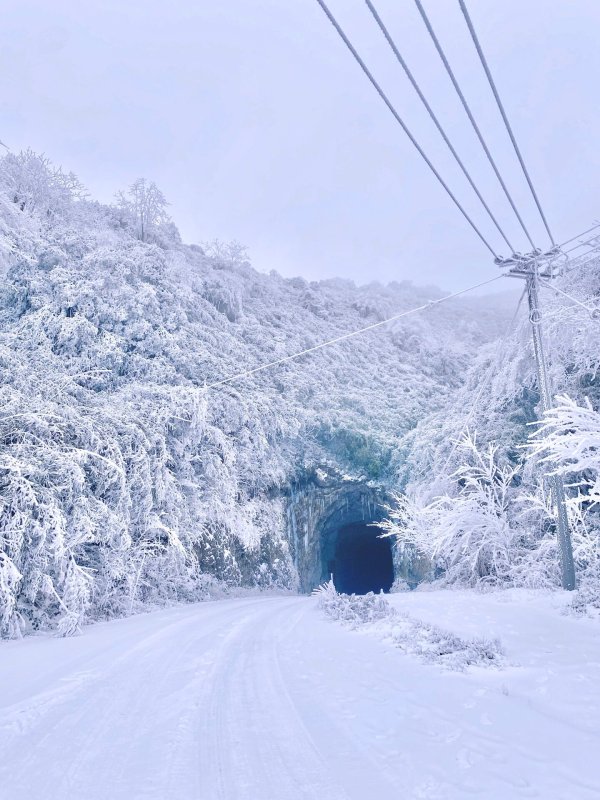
[539,279,597,315]
[364,0,515,253]
[202,225,598,395]
[534,227,600,273]
[313,0,498,258]
[458,0,556,247]
[203,273,507,391]
[542,233,600,270]
[412,0,536,252]
[563,238,600,256]
[558,222,600,249]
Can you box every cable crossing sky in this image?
[314,0,564,262]
[313,0,499,258]
[202,273,507,392]
[412,0,537,252]
[457,0,556,248]
[363,0,515,253]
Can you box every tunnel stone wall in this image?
[285,467,399,593]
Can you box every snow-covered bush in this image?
[383,433,520,587]
[315,579,504,670]
[568,581,600,618]
[313,578,390,625]
[389,576,411,592]
[386,614,504,670]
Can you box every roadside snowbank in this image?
[315,580,504,670]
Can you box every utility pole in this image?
[498,250,576,590]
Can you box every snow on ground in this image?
[0,590,599,799]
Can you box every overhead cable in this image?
[313,0,498,258]
[364,0,515,253]
[536,227,600,274]
[563,235,600,256]
[458,0,556,247]
[203,273,507,391]
[539,279,597,315]
[412,0,536,252]
[558,222,600,249]
[204,222,600,394]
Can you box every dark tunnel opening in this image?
[330,522,394,595]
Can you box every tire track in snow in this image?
[197,597,348,800]
[0,598,272,800]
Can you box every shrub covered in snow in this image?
[567,580,600,618]
[381,433,521,588]
[313,579,390,625]
[385,613,505,670]
[315,580,505,670]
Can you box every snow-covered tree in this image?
[528,395,600,505]
[382,433,519,587]
[116,178,170,243]
[0,149,86,217]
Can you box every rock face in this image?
[285,467,399,593]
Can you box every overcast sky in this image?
[2,0,599,291]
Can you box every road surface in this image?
[0,593,599,799]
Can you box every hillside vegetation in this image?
[390,243,600,598]
[0,151,507,636]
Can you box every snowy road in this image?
[1,593,600,799]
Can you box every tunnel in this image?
[291,482,400,593]
[327,522,394,595]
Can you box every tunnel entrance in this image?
[330,522,394,595]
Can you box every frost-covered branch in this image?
[528,394,600,504]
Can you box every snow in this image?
[2,149,599,796]
[0,152,513,636]
[1,590,599,799]
[315,581,505,670]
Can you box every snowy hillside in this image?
[393,247,600,594]
[0,151,509,636]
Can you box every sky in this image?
[1,0,600,292]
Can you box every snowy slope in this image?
[0,155,510,636]
[0,590,598,799]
